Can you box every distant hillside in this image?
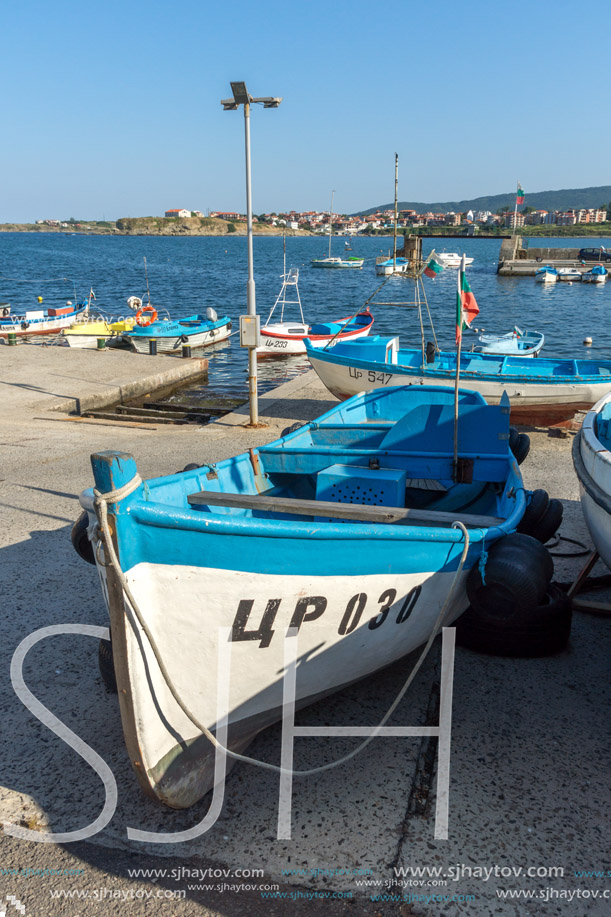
[355,186,611,216]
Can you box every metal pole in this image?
[243,100,258,425]
[393,153,398,271]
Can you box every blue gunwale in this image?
[127,314,230,339]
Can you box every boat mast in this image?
[328,190,335,259]
[453,254,465,481]
[393,153,398,272]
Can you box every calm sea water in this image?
[2,232,610,402]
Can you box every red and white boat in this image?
[257,262,373,356]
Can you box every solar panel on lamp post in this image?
[221,82,282,426]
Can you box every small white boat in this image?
[557,268,582,282]
[573,391,611,571]
[375,257,410,276]
[311,190,364,269]
[311,256,364,269]
[472,327,544,358]
[534,266,558,284]
[257,257,373,355]
[581,265,608,284]
[436,252,474,268]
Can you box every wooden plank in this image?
[35,416,158,430]
[187,489,503,528]
[571,597,611,616]
[116,405,208,420]
[146,401,237,415]
[83,411,185,425]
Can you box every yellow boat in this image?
[63,317,135,349]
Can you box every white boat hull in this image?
[375,263,410,276]
[257,324,371,355]
[535,271,557,283]
[89,554,466,806]
[129,321,231,353]
[0,314,80,337]
[581,274,607,284]
[575,394,611,571]
[311,258,364,269]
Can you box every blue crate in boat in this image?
[315,463,407,510]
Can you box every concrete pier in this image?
[1,346,610,916]
[498,234,609,275]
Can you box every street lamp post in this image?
[221,82,282,426]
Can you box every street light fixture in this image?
[221,81,282,426]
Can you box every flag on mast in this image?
[456,256,479,344]
[424,255,444,279]
[516,182,525,205]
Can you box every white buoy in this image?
[584,337,593,346]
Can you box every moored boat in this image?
[436,252,474,268]
[257,252,373,355]
[573,391,611,571]
[557,268,582,282]
[63,316,136,349]
[0,299,88,338]
[311,255,365,269]
[581,265,608,284]
[375,256,410,276]
[125,309,231,353]
[75,384,538,807]
[472,327,544,358]
[534,266,558,284]
[304,335,611,425]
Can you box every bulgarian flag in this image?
[424,256,443,279]
[456,257,479,344]
[516,182,525,205]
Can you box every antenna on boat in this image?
[453,254,466,482]
[143,256,151,305]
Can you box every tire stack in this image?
[456,428,571,658]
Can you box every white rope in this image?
[93,476,471,777]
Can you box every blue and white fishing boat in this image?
[0,298,88,339]
[534,266,558,283]
[471,327,544,358]
[581,264,608,284]
[75,385,535,807]
[573,391,611,572]
[304,335,611,425]
[126,308,232,353]
[375,256,410,276]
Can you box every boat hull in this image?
[257,312,373,355]
[87,552,467,807]
[0,308,86,338]
[311,259,364,269]
[305,346,611,424]
[129,319,231,353]
[574,393,611,571]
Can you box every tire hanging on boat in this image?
[509,427,531,465]
[71,510,95,565]
[456,585,571,657]
[530,498,563,545]
[518,489,550,535]
[466,532,554,625]
[98,638,118,693]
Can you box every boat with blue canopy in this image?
[581,264,608,284]
[125,308,231,353]
[304,335,611,425]
[75,384,532,808]
[534,266,558,283]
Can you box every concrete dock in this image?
[1,344,610,916]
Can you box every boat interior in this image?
[135,389,521,529]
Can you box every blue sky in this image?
[1,0,607,222]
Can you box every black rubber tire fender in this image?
[71,510,95,565]
[466,533,554,624]
[510,431,530,465]
[456,585,571,657]
[517,489,550,536]
[531,498,563,545]
[182,463,202,472]
[98,638,118,693]
[281,421,304,437]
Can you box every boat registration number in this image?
[349,367,393,385]
[230,586,422,648]
[266,339,289,348]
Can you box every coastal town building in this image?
[164,209,191,218]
